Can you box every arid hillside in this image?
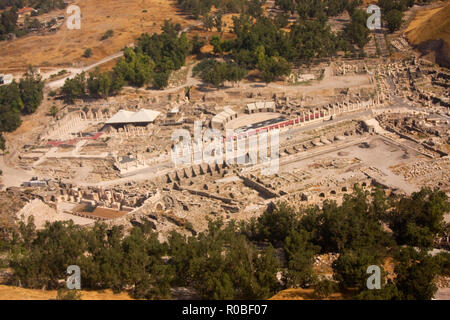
[0,0,191,73]
[405,1,450,68]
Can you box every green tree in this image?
[314,279,338,299]
[0,105,21,132]
[226,63,247,85]
[332,248,385,291]
[152,72,170,90]
[388,188,449,248]
[49,105,59,118]
[210,36,233,56]
[10,220,87,289]
[168,219,280,299]
[61,72,86,103]
[255,46,291,83]
[191,35,205,55]
[82,48,92,58]
[345,9,371,50]
[385,9,404,33]
[214,13,223,33]
[18,66,44,114]
[394,247,439,300]
[87,69,112,98]
[257,202,299,246]
[283,229,319,288]
[0,134,5,151]
[203,14,214,31]
[306,185,394,254]
[114,48,154,87]
[120,224,173,299]
[434,252,450,277]
[355,282,400,300]
[101,29,114,41]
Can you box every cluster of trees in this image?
[0,0,66,12]
[61,69,124,103]
[0,67,44,150]
[113,49,154,88]
[276,0,362,18]
[167,220,280,299]
[226,14,342,66]
[241,186,449,299]
[193,58,247,87]
[387,188,449,248]
[379,0,409,33]
[4,186,449,299]
[130,21,191,89]
[287,18,347,63]
[183,0,438,85]
[199,13,350,83]
[177,0,364,22]
[344,9,371,54]
[255,45,291,83]
[0,0,66,40]
[177,0,266,19]
[8,220,175,298]
[0,7,18,40]
[7,217,280,299]
[61,20,192,101]
[378,0,425,33]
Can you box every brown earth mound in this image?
[405,2,450,68]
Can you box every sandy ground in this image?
[17,199,94,228]
[0,156,35,188]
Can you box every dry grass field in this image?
[270,288,351,300]
[0,285,133,300]
[0,0,193,73]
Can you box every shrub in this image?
[101,30,114,41]
[82,48,92,58]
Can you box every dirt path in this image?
[46,51,125,89]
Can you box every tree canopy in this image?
[3,182,449,300]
